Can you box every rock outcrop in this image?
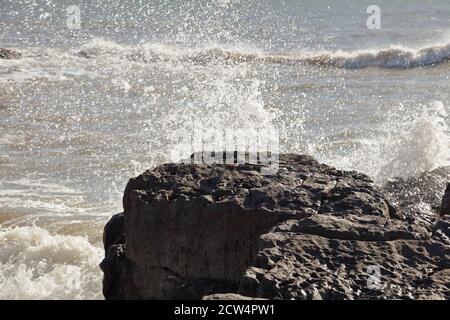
[101,153,450,300]
[0,48,21,59]
[441,183,450,217]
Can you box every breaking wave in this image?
[3,38,450,83]
[0,225,103,300]
[309,101,450,184]
[299,42,450,69]
[376,101,450,182]
[76,38,450,69]
[2,36,449,301]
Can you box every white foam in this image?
[111,78,131,93]
[77,37,264,63]
[299,42,450,69]
[0,225,103,300]
[377,101,450,181]
[5,38,450,87]
[76,37,450,69]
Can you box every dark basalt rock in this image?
[101,153,449,300]
[0,48,21,59]
[441,183,450,217]
[77,51,91,59]
[103,212,125,251]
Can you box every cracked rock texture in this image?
[101,153,450,300]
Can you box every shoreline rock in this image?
[101,153,449,300]
[441,183,450,217]
[0,48,21,59]
[383,167,450,227]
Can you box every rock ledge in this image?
[101,153,449,300]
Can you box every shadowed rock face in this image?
[0,48,21,59]
[101,153,449,300]
[441,183,450,217]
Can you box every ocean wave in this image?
[308,101,450,183]
[0,225,103,299]
[0,47,97,84]
[299,43,450,69]
[206,42,450,69]
[4,39,450,74]
[76,38,450,69]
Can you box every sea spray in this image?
[1,1,450,300]
[376,101,449,182]
[304,101,450,184]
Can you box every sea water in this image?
[0,0,449,299]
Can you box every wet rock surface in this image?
[441,183,450,217]
[0,48,21,59]
[383,166,450,228]
[102,153,450,299]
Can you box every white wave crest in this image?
[77,38,450,69]
[301,43,450,69]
